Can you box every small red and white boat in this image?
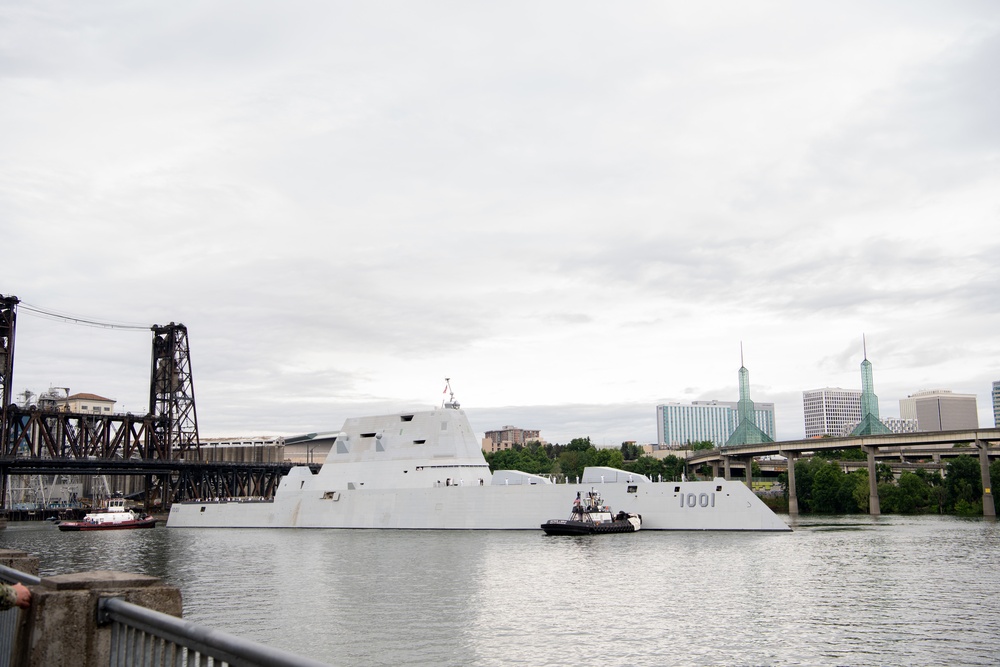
[57,497,156,532]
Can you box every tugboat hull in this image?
[57,517,157,531]
[541,514,641,535]
[541,520,598,536]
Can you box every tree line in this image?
[486,439,1000,515]
[782,452,1000,515]
[484,438,687,483]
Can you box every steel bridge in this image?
[0,294,308,510]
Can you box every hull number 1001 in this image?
[680,492,716,508]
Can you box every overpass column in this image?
[782,451,798,515]
[864,445,880,516]
[744,457,753,489]
[710,461,720,479]
[723,456,731,480]
[977,439,996,518]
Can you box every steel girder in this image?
[1,407,168,459]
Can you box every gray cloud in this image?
[4,2,999,445]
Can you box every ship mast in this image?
[442,378,460,409]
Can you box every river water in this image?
[3,515,999,666]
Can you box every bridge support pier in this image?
[710,461,720,479]
[865,445,880,516]
[977,439,995,518]
[723,456,731,480]
[744,457,753,489]
[782,451,798,515]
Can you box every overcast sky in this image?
[2,1,998,446]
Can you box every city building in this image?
[900,389,979,431]
[879,417,919,434]
[199,437,287,463]
[656,400,775,448]
[60,392,116,415]
[482,425,542,454]
[802,388,861,438]
[993,381,1000,427]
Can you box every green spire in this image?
[725,345,773,446]
[851,335,891,436]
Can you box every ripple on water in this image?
[3,516,1000,666]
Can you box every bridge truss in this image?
[0,295,294,508]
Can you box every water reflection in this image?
[2,517,999,666]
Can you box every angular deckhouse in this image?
[167,406,790,531]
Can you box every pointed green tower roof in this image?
[850,335,891,436]
[725,344,773,446]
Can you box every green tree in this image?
[486,448,521,473]
[625,454,686,482]
[689,440,716,451]
[661,455,686,481]
[523,441,553,475]
[592,448,625,470]
[624,455,661,479]
[945,455,982,511]
[792,456,830,512]
[990,459,1000,493]
[894,471,931,513]
[876,462,895,484]
[620,442,643,461]
[849,470,870,513]
[558,450,586,482]
[953,499,982,515]
[878,481,900,513]
[810,462,845,513]
[826,447,867,461]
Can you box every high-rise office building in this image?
[900,389,978,431]
[656,400,775,448]
[802,388,862,438]
[993,381,1000,428]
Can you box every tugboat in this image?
[541,490,641,535]
[57,496,156,532]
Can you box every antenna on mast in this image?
[442,378,460,409]
[862,333,868,360]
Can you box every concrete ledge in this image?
[0,548,40,576]
[41,570,163,590]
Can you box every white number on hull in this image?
[679,492,715,508]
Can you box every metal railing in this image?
[98,597,332,667]
[0,564,331,667]
[0,565,39,667]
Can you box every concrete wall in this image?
[1,549,182,667]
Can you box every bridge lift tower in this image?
[150,323,201,458]
[0,295,18,450]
